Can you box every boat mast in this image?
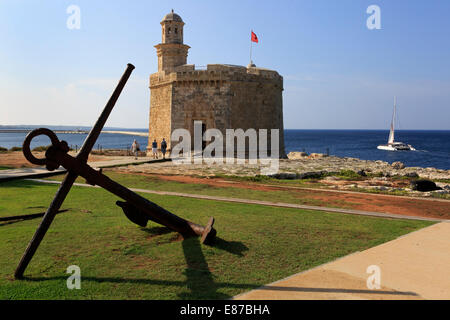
[388,96,396,144]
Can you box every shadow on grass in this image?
[18,276,419,299]
[0,209,69,226]
[0,220,24,227]
[15,236,419,299]
[21,237,253,299]
[0,179,51,188]
[179,237,228,299]
[19,236,251,299]
[213,237,248,257]
[139,226,172,237]
[140,227,249,256]
[178,236,249,299]
[21,275,260,298]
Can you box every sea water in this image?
[285,130,450,170]
[1,127,449,170]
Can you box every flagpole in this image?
[249,30,253,65]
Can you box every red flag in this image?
[251,31,258,43]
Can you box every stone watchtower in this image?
[155,10,190,73]
[148,11,286,158]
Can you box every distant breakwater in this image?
[0,129,148,137]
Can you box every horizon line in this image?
[1,124,450,131]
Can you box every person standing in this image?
[161,138,167,159]
[152,139,158,159]
[131,139,140,160]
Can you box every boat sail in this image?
[387,97,396,144]
[377,97,415,151]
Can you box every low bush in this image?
[32,145,51,152]
[337,169,361,179]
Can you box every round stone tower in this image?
[148,11,286,158]
[155,10,190,73]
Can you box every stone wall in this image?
[148,82,172,151]
[148,64,285,157]
[171,81,232,148]
[229,72,285,157]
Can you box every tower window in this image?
[175,28,178,34]
[168,27,171,34]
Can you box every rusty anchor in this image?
[14,63,216,279]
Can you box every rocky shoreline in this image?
[278,152,450,197]
[114,152,450,199]
[283,152,450,181]
[118,152,450,180]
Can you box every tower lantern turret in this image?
[155,10,190,72]
[161,9,184,44]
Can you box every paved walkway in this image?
[234,222,450,300]
[0,167,67,181]
[0,157,165,182]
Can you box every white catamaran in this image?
[377,97,415,151]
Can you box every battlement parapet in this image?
[150,63,282,87]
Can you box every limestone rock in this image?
[323,176,340,181]
[432,189,450,195]
[404,172,419,178]
[287,151,308,160]
[391,161,405,169]
[119,152,450,183]
[309,153,328,159]
[436,182,450,190]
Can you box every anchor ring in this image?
[22,128,60,166]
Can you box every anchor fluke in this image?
[116,201,149,227]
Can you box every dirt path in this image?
[0,151,115,169]
[117,172,450,220]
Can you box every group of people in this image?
[151,138,167,159]
[130,138,167,160]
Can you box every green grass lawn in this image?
[0,166,13,170]
[0,179,433,299]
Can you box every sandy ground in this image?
[115,172,450,220]
[0,151,116,168]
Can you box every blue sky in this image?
[1,0,449,129]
